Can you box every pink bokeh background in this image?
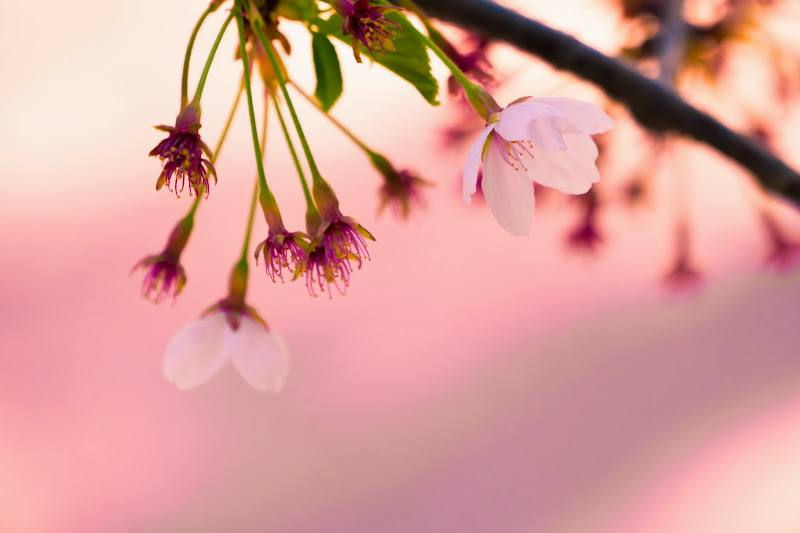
[3,1,800,532]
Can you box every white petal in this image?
[525,134,600,195]
[163,313,229,391]
[495,101,576,152]
[532,97,614,135]
[463,124,495,205]
[225,317,290,393]
[481,138,535,236]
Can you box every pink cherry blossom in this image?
[463,97,614,236]
[163,310,289,392]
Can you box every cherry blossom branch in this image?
[411,0,800,205]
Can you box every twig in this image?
[412,0,800,205]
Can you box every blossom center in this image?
[492,132,535,172]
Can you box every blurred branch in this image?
[412,0,800,205]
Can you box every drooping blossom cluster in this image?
[140,0,624,393]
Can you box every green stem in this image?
[233,6,278,208]
[409,22,477,93]
[181,4,216,109]
[288,80,375,156]
[191,11,235,104]
[251,18,324,184]
[271,91,315,210]
[183,81,244,220]
[239,177,260,264]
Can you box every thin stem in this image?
[211,81,244,166]
[183,81,244,220]
[181,4,216,109]
[271,91,316,210]
[233,6,277,206]
[191,11,235,104]
[251,19,324,183]
[239,177,261,264]
[232,88,269,294]
[407,21,477,93]
[288,80,375,156]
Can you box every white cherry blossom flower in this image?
[463,97,614,236]
[163,309,290,392]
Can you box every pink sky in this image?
[2,1,800,532]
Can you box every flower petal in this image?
[226,317,290,393]
[494,103,568,152]
[481,138,535,236]
[163,313,228,391]
[525,134,600,195]
[463,124,495,205]
[532,97,614,135]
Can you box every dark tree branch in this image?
[413,0,800,205]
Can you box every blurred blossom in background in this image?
[2,0,800,532]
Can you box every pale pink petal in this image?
[524,134,600,195]
[497,100,581,147]
[225,317,290,393]
[532,97,614,135]
[163,313,228,391]
[463,124,495,205]
[481,138,535,236]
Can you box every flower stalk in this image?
[191,11,235,105]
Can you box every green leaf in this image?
[315,11,440,106]
[311,31,343,111]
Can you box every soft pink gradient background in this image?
[3,1,800,532]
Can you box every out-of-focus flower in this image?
[463,97,614,236]
[149,102,217,198]
[760,211,800,273]
[663,220,703,293]
[255,230,309,282]
[163,301,289,392]
[567,190,604,252]
[133,255,186,304]
[662,256,704,293]
[368,152,429,219]
[133,213,195,304]
[446,37,493,98]
[334,0,400,63]
[378,169,429,219]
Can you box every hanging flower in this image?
[369,152,429,219]
[163,301,289,392]
[463,97,614,236]
[446,37,493,98]
[133,213,194,304]
[133,254,187,304]
[306,177,375,297]
[378,168,429,219]
[567,190,604,253]
[254,230,309,282]
[334,0,401,63]
[149,102,217,198]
